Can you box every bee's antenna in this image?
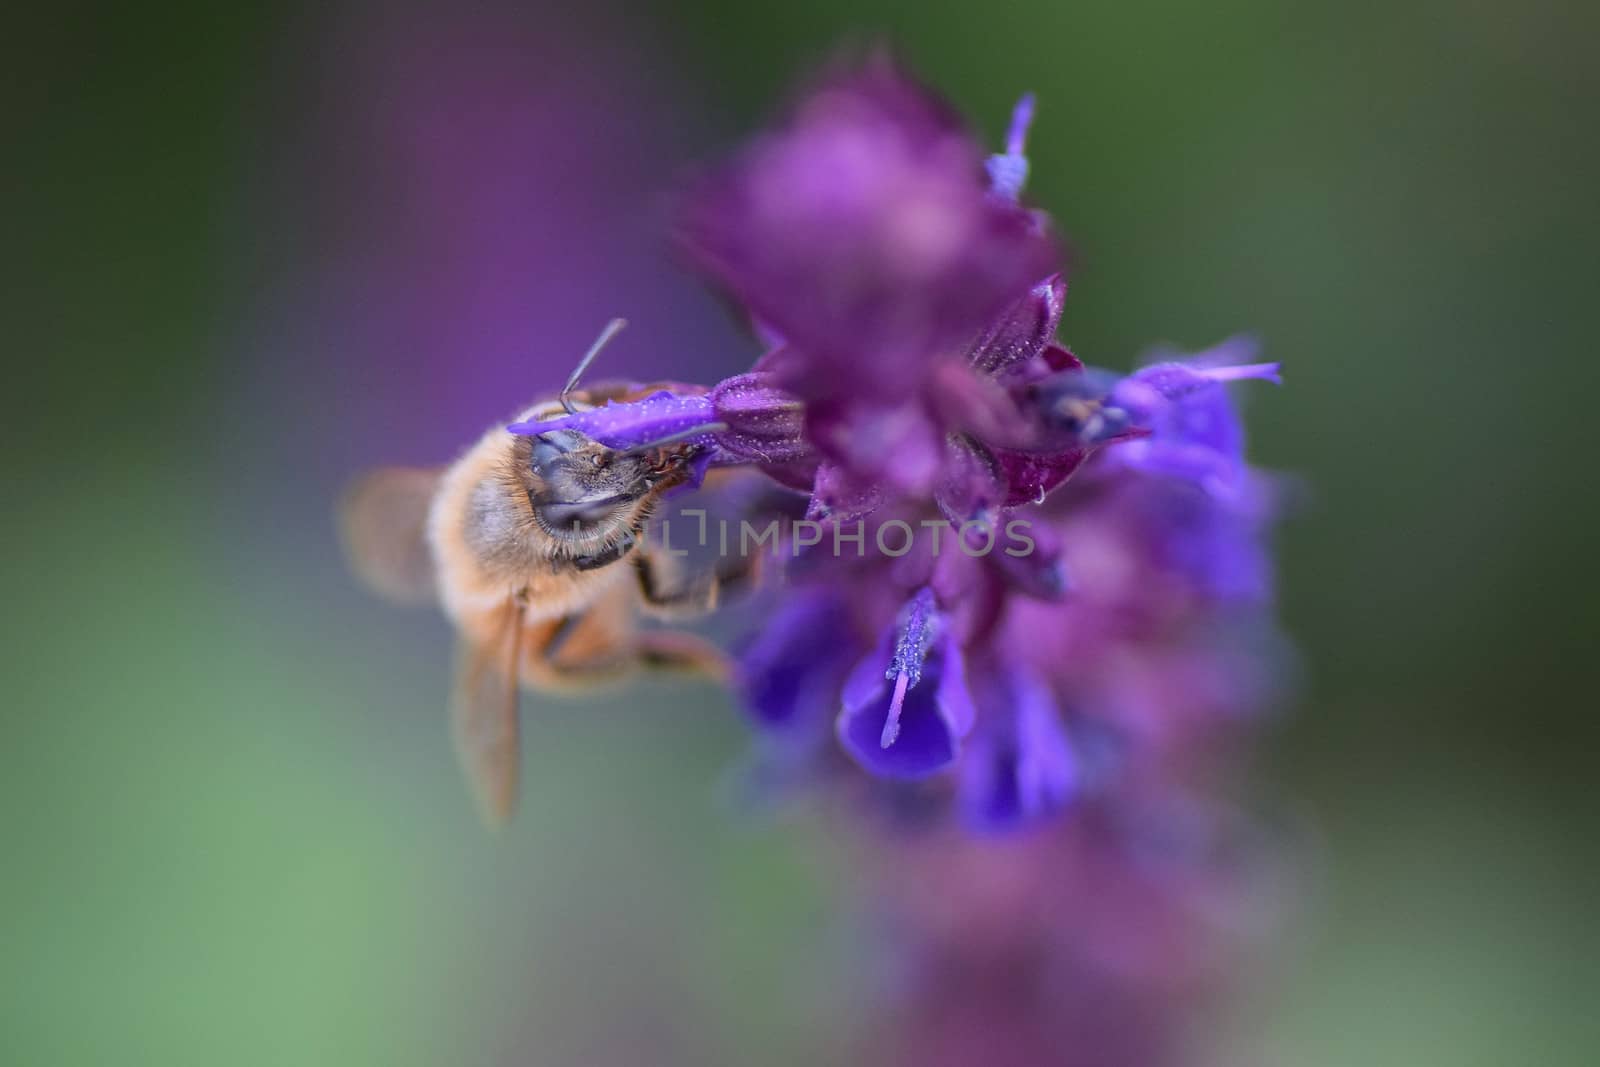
[561,318,628,415]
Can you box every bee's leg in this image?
[633,549,717,618]
[523,598,731,689]
[635,630,731,682]
[633,542,763,621]
[719,545,764,598]
[537,613,581,662]
[518,613,622,689]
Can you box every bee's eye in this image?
[532,430,587,472]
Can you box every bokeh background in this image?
[8,1,1597,1064]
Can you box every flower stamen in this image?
[986,93,1037,201]
[881,671,912,748]
[881,587,939,748]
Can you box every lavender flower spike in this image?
[571,59,1292,846]
[613,56,1295,1066]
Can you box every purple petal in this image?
[1039,342,1083,374]
[805,462,886,523]
[934,435,1004,525]
[959,666,1076,832]
[990,443,1091,507]
[968,274,1067,376]
[1107,342,1280,497]
[837,593,974,779]
[1116,360,1279,426]
[1126,476,1276,602]
[925,360,1035,449]
[506,390,721,451]
[708,372,812,464]
[988,516,1071,600]
[805,399,944,496]
[753,458,823,493]
[735,590,856,737]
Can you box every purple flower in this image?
[837,588,976,779]
[502,59,1289,842]
[1108,339,1281,498]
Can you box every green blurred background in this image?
[7,1,1596,1064]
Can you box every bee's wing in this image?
[451,600,524,827]
[339,467,442,604]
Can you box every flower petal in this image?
[708,372,813,464]
[1107,340,1281,498]
[735,590,857,738]
[805,461,886,523]
[506,390,721,451]
[934,435,1004,525]
[990,443,1091,506]
[959,666,1076,831]
[988,516,1071,600]
[837,593,974,779]
[967,274,1066,376]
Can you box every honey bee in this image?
[340,321,745,825]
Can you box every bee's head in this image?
[525,429,676,536]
